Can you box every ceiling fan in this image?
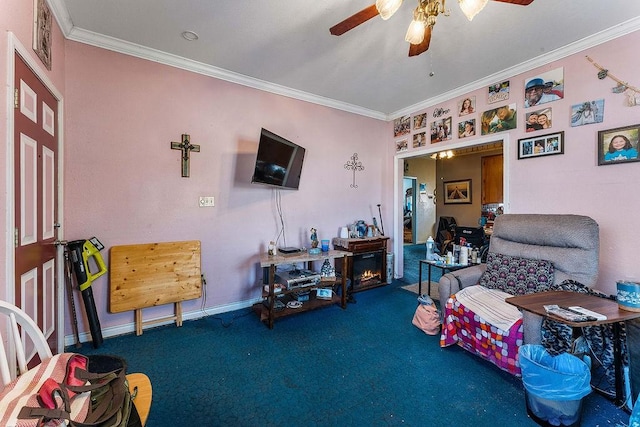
[330,0,534,57]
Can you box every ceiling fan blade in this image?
[491,0,534,5]
[408,26,432,57]
[330,4,380,36]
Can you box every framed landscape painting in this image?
[443,179,472,204]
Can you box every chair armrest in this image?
[437,264,486,309]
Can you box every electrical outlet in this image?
[199,196,215,207]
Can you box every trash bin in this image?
[519,344,592,427]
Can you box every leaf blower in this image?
[67,237,107,348]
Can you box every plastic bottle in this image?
[460,246,468,266]
[426,236,435,260]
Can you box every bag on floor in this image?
[412,295,441,335]
[17,354,141,427]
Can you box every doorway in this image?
[394,137,510,279]
[403,177,416,244]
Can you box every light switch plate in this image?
[199,196,215,207]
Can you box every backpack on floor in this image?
[17,354,141,427]
[412,295,441,335]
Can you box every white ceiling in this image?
[50,0,640,119]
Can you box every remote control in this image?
[543,305,592,322]
[567,306,607,321]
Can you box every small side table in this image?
[507,290,640,408]
[418,260,476,296]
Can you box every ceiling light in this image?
[376,0,403,20]
[458,0,488,21]
[405,8,426,44]
[181,31,199,41]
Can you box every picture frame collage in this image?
[394,65,638,167]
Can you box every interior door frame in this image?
[393,134,510,279]
[6,32,65,353]
[402,176,417,244]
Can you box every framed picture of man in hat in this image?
[524,68,564,108]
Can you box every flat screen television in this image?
[251,128,306,190]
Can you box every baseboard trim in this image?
[64,297,261,348]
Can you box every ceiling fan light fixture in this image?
[405,8,426,44]
[405,19,426,44]
[458,0,488,21]
[376,0,403,20]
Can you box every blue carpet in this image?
[72,281,627,426]
[403,243,441,286]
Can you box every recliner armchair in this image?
[438,214,599,374]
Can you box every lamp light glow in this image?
[376,0,403,20]
[405,19,426,44]
[458,0,488,21]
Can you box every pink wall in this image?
[400,31,640,296]
[0,0,66,301]
[64,42,390,335]
[3,1,638,340]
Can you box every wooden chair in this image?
[0,300,52,386]
[0,300,152,424]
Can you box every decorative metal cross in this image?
[344,153,364,188]
[171,133,200,177]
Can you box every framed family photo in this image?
[413,113,427,130]
[393,116,410,137]
[458,97,475,116]
[597,124,640,166]
[518,131,564,159]
[443,179,472,204]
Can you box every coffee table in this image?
[418,259,475,296]
[506,290,640,408]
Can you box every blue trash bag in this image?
[519,344,592,426]
[630,394,640,427]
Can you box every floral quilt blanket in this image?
[440,289,524,376]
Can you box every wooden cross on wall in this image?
[171,133,200,177]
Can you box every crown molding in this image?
[389,16,640,120]
[46,0,640,121]
[62,25,388,120]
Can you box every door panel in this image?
[14,52,59,355]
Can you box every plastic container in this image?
[426,236,435,260]
[519,344,591,427]
[386,252,394,284]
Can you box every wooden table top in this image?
[506,290,640,327]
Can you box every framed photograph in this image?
[480,103,517,135]
[412,132,426,148]
[33,0,52,70]
[458,97,476,116]
[443,179,472,204]
[597,124,640,166]
[395,139,408,152]
[488,80,510,104]
[525,107,552,133]
[458,119,476,138]
[571,99,605,127]
[518,131,564,160]
[413,113,427,130]
[524,67,564,108]
[394,116,410,137]
[430,117,452,143]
